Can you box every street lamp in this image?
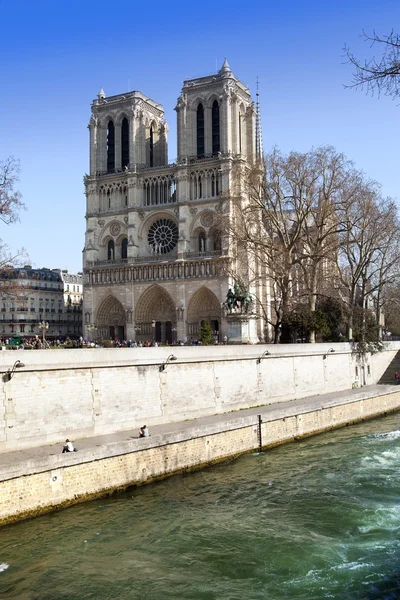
[39,320,49,347]
[3,360,25,383]
[159,354,177,372]
[257,350,271,364]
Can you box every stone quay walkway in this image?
[0,383,398,483]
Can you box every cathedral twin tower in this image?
[83,59,261,344]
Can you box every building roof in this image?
[0,267,63,282]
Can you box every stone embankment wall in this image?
[0,343,398,452]
[1,387,399,526]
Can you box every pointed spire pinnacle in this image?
[255,77,263,160]
[97,87,106,100]
[219,58,231,75]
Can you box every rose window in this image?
[148,218,179,254]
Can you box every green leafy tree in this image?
[199,320,213,345]
[316,297,344,342]
[281,305,329,343]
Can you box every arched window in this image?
[197,103,204,158]
[198,175,202,198]
[121,118,129,169]
[107,240,115,261]
[107,121,115,172]
[198,231,206,253]
[213,230,221,252]
[149,126,154,167]
[212,101,220,155]
[121,238,128,259]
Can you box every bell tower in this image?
[88,88,168,176]
[175,58,255,161]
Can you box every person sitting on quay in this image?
[139,425,149,438]
[62,439,76,453]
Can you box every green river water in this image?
[1,412,400,599]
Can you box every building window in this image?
[20,325,25,333]
[107,120,115,172]
[121,238,128,259]
[121,118,129,169]
[149,126,154,167]
[197,103,204,158]
[148,219,179,255]
[212,100,220,155]
[108,240,115,260]
[213,230,221,252]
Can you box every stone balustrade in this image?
[85,255,228,285]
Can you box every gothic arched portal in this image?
[135,285,176,344]
[186,287,221,341]
[96,295,126,341]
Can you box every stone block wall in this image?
[0,342,398,452]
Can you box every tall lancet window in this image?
[149,126,154,167]
[197,103,205,158]
[212,101,220,155]
[121,238,128,259]
[121,118,129,169]
[107,121,115,172]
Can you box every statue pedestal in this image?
[226,314,259,344]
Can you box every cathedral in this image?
[82,59,264,343]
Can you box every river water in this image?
[1,413,400,600]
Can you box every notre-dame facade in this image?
[83,60,263,343]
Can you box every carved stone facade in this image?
[83,60,260,343]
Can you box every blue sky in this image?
[1,0,399,273]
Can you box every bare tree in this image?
[296,148,364,341]
[336,183,400,341]
[345,30,400,99]
[223,148,355,342]
[0,157,25,224]
[222,149,313,342]
[0,157,28,301]
[223,146,400,344]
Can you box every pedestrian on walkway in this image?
[62,439,76,453]
[139,425,149,438]
[395,372,399,384]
